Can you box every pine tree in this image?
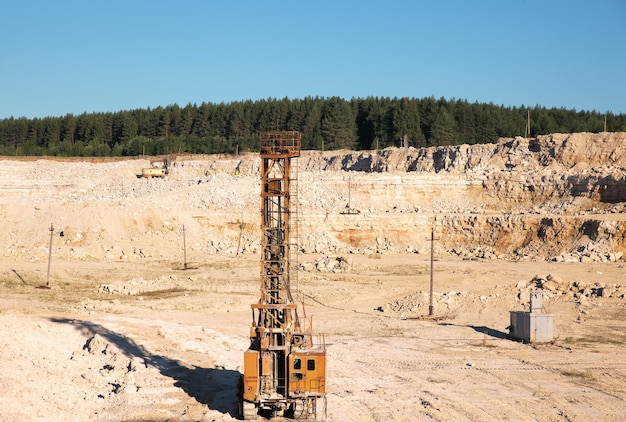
[320,97,357,150]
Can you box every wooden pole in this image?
[429,226,435,316]
[348,176,351,208]
[236,219,246,257]
[182,224,188,269]
[46,223,54,287]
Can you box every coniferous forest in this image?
[0,96,623,157]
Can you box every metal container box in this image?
[509,311,553,344]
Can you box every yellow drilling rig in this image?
[239,131,327,420]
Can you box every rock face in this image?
[298,132,626,261]
[1,132,626,264]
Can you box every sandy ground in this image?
[1,152,626,421]
[1,254,625,421]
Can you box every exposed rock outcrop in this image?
[1,132,626,263]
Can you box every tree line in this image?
[0,96,623,157]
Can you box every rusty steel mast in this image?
[240,131,326,420]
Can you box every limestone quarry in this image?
[1,132,626,421]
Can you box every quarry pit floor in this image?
[1,254,625,421]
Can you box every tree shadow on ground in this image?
[50,317,239,418]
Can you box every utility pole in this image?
[428,225,440,316]
[401,134,408,149]
[46,223,54,287]
[236,219,245,256]
[347,176,352,207]
[182,224,188,269]
[179,224,197,270]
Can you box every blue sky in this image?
[1,0,624,119]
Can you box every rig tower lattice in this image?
[239,131,327,420]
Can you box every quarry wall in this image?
[1,132,626,263]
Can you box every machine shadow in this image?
[50,317,240,418]
[468,325,509,339]
[438,322,509,340]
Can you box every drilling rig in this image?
[239,131,327,420]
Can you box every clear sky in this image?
[1,0,624,119]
